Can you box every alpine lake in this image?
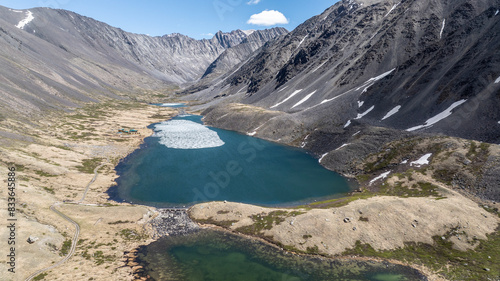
[109,107,427,281]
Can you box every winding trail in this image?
[78,163,108,203]
[24,204,81,281]
[25,162,106,281]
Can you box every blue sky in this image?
[0,0,338,39]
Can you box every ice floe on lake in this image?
[154,120,224,149]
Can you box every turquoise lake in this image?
[113,113,427,281]
[136,229,427,281]
[110,115,353,207]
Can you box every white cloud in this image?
[201,33,214,37]
[247,0,261,4]
[247,10,289,26]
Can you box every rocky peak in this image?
[212,29,248,48]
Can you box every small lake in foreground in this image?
[136,229,427,281]
[109,115,353,207]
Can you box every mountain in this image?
[194,0,500,146]
[0,5,287,119]
[179,28,289,95]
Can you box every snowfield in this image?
[271,89,302,108]
[292,90,316,108]
[382,105,401,120]
[355,105,375,120]
[370,171,391,185]
[410,153,433,167]
[16,11,34,29]
[406,100,467,131]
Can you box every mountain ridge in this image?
[192,0,500,145]
[0,4,287,120]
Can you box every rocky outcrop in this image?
[146,209,199,239]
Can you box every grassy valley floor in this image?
[0,101,176,281]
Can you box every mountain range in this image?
[0,5,287,120]
[192,0,500,147]
[1,0,500,164]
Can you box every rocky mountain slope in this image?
[193,0,500,146]
[181,28,288,94]
[0,5,286,120]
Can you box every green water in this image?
[136,229,427,281]
[111,115,353,207]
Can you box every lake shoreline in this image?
[99,105,494,281]
[127,208,431,281]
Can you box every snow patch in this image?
[370,171,391,186]
[401,159,408,164]
[358,101,365,108]
[495,10,499,16]
[301,134,311,148]
[16,11,34,29]
[319,153,329,163]
[10,9,23,13]
[336,143,351,150]
[321,92,347,104]
[296,35,308,49]
[410,153,432,167]
[292,91,317,108]
[311,60,328,73]
[406,99,467,131]
[247,123,266,136]
[382,105,401,120]
[356,68,396,93]
[439,19,446,39]
[271,89,302,108]
[384,2,401,17]
[154,120,224,149]
[495,76,500,84]
[218,113,230,120]
[278,86,288,92]
[242,30,256,36]
[319,69,394,106]
[352,131,361,136]
[344,120,352,128]
[355,105,375,120]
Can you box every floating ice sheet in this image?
[154,120,224,149]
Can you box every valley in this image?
[0,0,499,280]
